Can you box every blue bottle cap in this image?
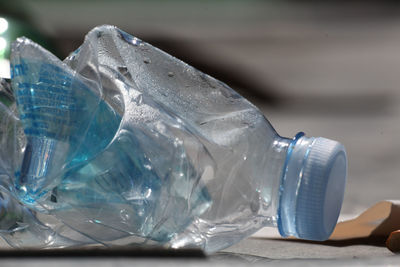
[278,135,347,241]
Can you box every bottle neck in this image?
[257,133,293,223]
[276,132,310,236]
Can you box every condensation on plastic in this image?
[0,25,294,253]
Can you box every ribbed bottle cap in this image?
[278,135,347,241]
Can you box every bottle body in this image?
[58,26,290,252]
[0,26,347,253]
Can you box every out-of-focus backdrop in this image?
[1,0,400,264]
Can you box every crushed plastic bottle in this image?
[0,25,347,253]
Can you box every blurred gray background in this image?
[1,0,400,265]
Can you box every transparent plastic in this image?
[0,25,347,253]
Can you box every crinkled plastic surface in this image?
[0,25,284,253]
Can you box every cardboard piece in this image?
[331,201,400,240]
[252,200,400,252]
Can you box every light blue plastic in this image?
[277,135,347,241]
[11,52,121,203]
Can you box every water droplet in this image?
[138,209,144,217]
[143,58,151,64]
[168,72,174,77]
[120,209,130,221]
[118,66,128,75]
[66,48,80,62]
[144,188,152,198]
[250,200,259,213]
[133,94,143,105]
[117,29,142,46]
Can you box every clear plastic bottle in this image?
[3,25,347,253]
